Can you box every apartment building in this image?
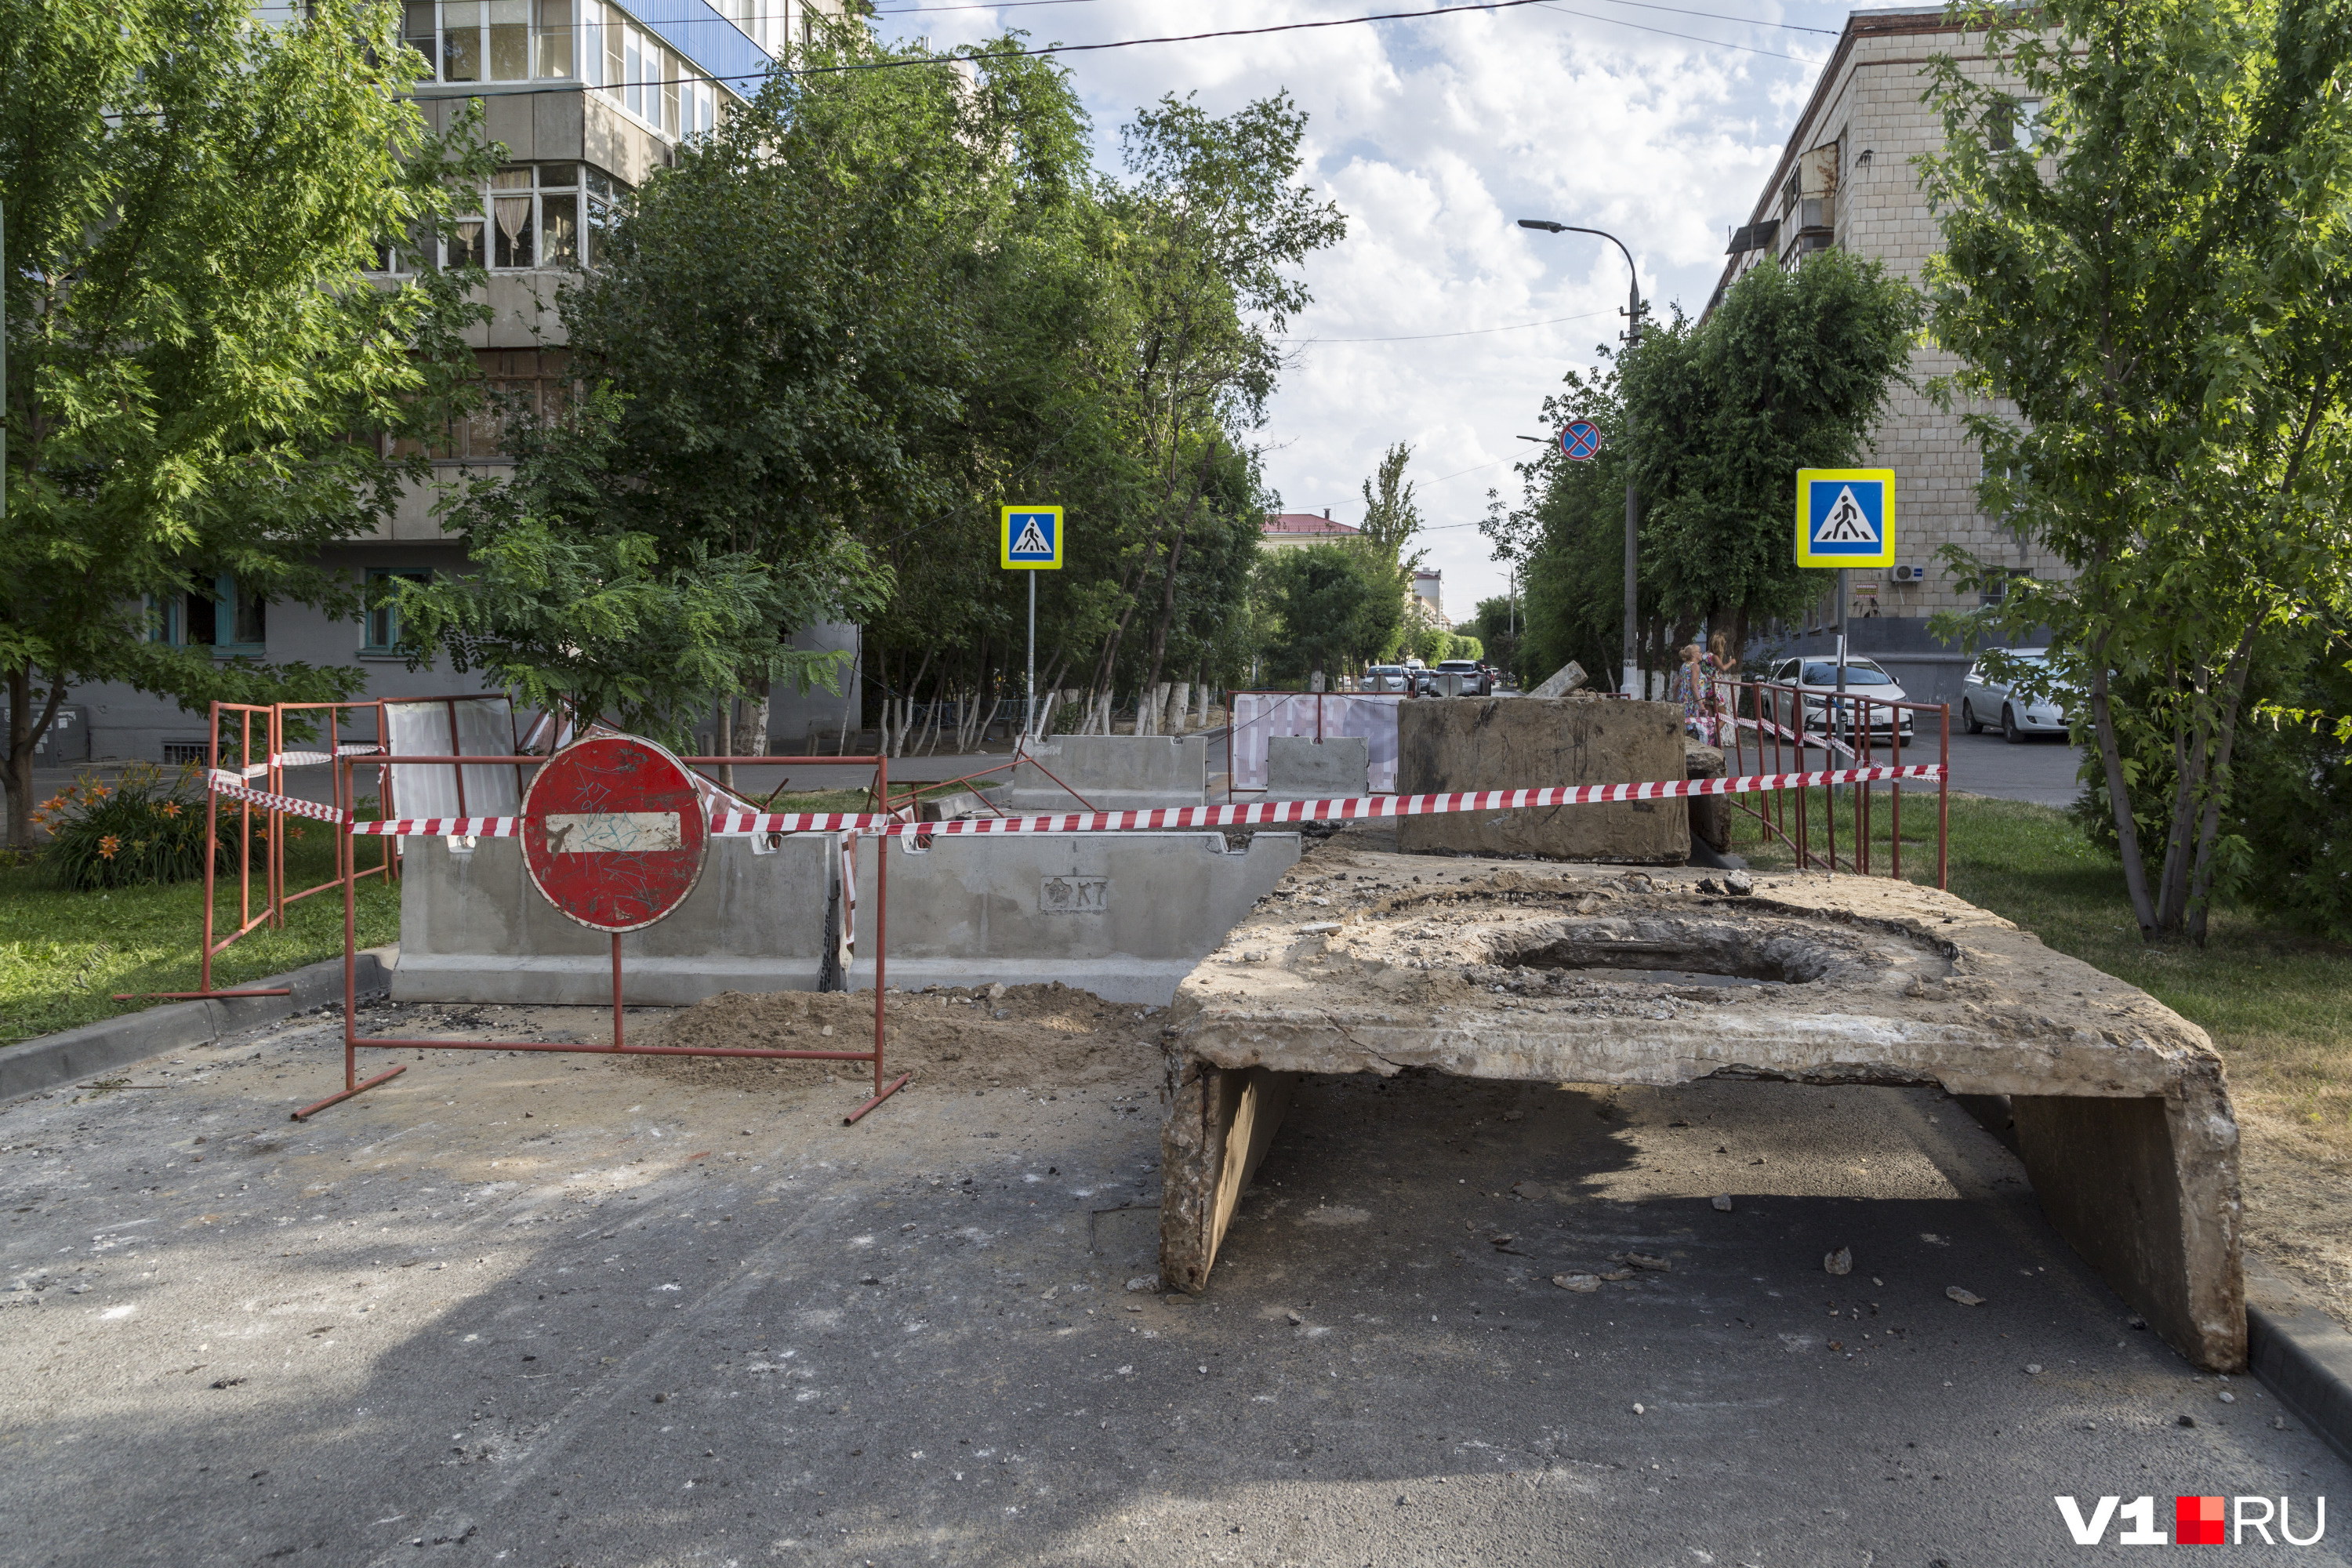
[1710,7,2061,703]
[51,0,854,766]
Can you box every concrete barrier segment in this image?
[996,735,1210,813]
[849,831,1301,1007]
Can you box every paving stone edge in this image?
[0,947,396,1103]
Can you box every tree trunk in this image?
[746,674,771,761]
[716,695,735,790]
[2087,628,2161,937]
[5,666,67,851]
[2183,632,2259,944]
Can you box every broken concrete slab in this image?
[1394,696,1688,863]
[1157,840,2245,1371]
[997,735,1209,813]
[1529,660,1588,699]
[1686,742,1729,854]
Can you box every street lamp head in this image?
[1516,219,1566,233]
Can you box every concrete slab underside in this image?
[1160,837,2245,1371]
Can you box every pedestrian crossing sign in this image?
[1001,505,1063,570]
[1796,469,1895,568]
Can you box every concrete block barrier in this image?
[391,834,837,1006]
[996,735,1209,812]
[849,831,1300,1004]
[1267,735,1369,800]
[1395,696,1688,862]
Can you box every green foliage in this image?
[1465,597,1520,681]
[1919,0,2352,940]
[2071,630,2352,940]
[1253,545,1404,685]
[32,766,214,890]
[1492,254,1918,694]
[397,405,890,746]
[1354,443,1425,576]
[1447,634,1484,662]
[544,38,1341,743]
[1408,623,1451,667]
[1621,253,1921,635]
[0,0,496,844]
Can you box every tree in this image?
[1253,544,1403,685]
[1354,441,1426,575]
[0,0,493,846]
[1918,0,2352,940]
[394,397,889,745]
[1618,252,1922,653]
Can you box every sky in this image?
[869,0,1913,623]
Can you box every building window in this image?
[373,165,603,274]
[154,576,266,655]
[405,0,574,83]
[1991,97,2045,152]
[1980,567,2034,607]
[364,569,433,654]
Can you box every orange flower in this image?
[160,800,183,819]
[98,835,122,860]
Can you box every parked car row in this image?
[1358,662,1501,696]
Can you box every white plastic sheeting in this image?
[1227,692,1402,793]
[383,696,522,819]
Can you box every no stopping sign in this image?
[521,735,708,932]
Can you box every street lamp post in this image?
[1516,218,1646,699]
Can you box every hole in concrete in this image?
[1494,921,1837,985]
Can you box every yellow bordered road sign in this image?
[1795,469,1895,568]
[1001,505,1064,569]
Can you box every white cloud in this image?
[884,0,1855,617]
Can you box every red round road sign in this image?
[521,735,709,933]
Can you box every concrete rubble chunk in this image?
[1528,661,1588,699]
[1157,840,2248,1371]
[1825,1247,1853,1276]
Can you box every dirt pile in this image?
[636,982,1167,1094]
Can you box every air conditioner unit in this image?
[1890,564,1926,583]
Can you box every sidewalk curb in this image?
[0,948,396,1103]
[2246,1260,2352,1468]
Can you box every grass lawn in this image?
[1731,787,2352,1305]
[0,831,402,1047]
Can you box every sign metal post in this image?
[1001,505,1064,739]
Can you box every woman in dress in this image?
[1671,642,1708,738]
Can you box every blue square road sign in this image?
[1795,469,1895,568]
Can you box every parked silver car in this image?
[1961,648,2071,743]
[1364,664,1410,692]
[1763,656,1917,743]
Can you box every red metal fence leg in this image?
[612,932,624,1051]
[1938,704,1951,891]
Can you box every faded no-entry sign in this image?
[521,735,708,932]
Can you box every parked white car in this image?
[1762,656,1917,745]
[1364,664,1410,692]
[1961,648,2071,742]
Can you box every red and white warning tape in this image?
[206,773,353,825]
[347,816,521,837]
[336,764,1941,840]
[697,762,1943,840]
[270,745,383,769]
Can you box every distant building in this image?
[1259,509,1363,551]
[1411,569,1446,630]
[1707,6,2063,702]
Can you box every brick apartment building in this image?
[1711,6,2062,702]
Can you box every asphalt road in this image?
[4,1003,2341,1566]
